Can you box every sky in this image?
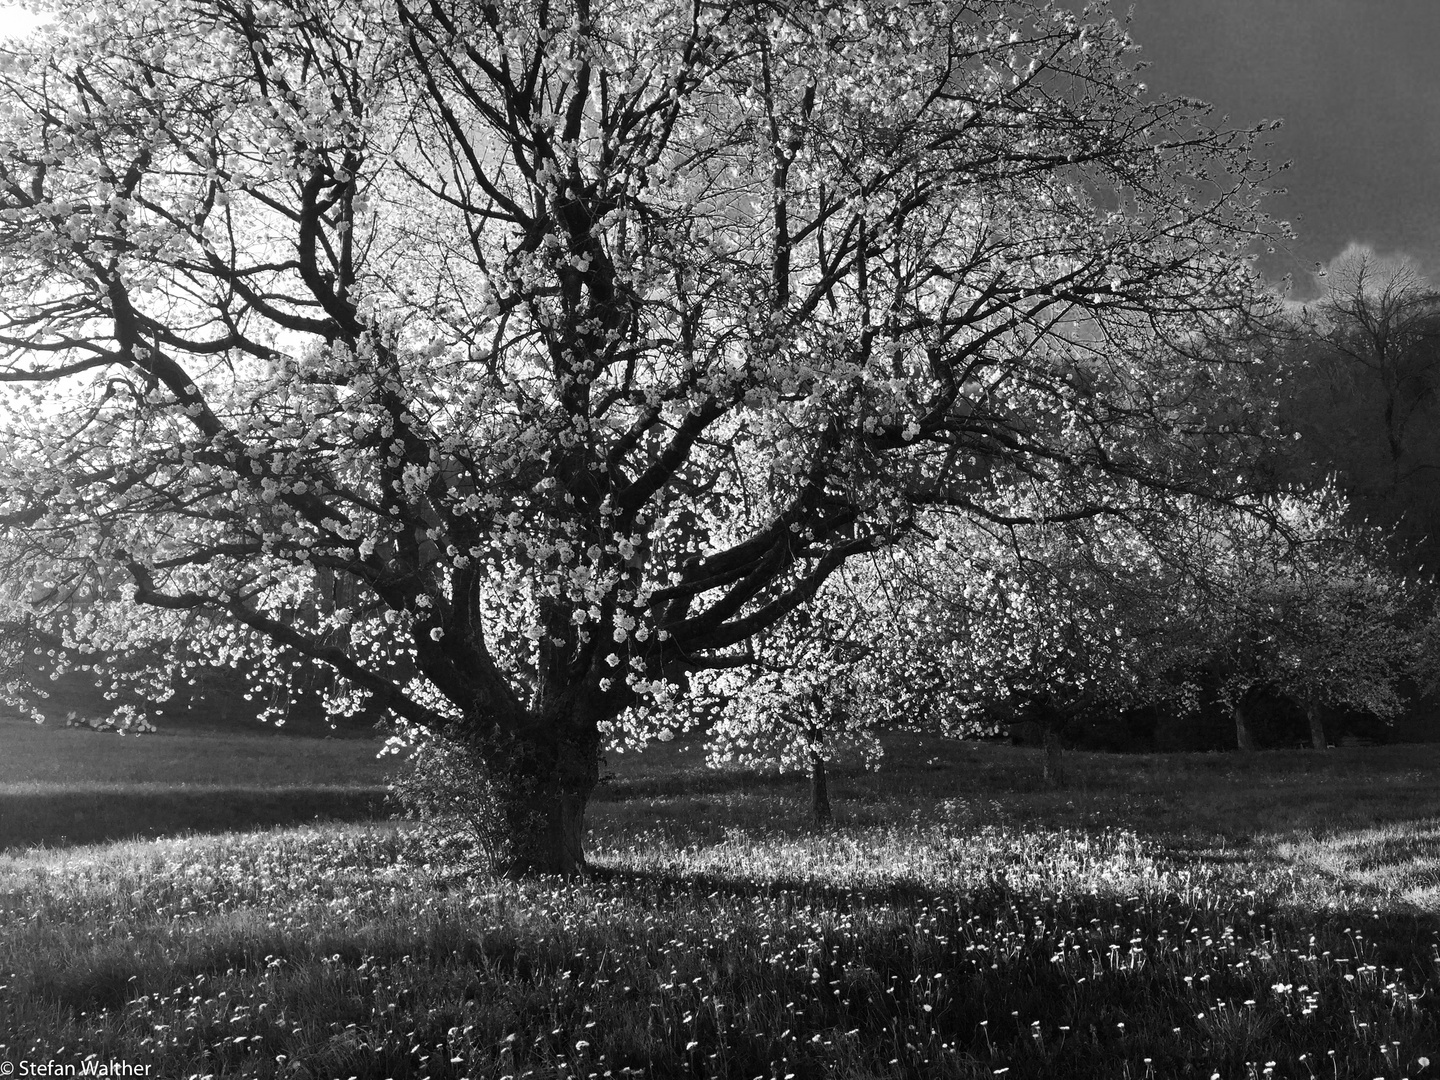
[0,1,1435,296]
[0,4,37,38]
[1126,0,1440,296]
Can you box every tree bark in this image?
[1234,701,1257,752]
[1042,727,1066,787]
[503,778,591,876]
[1307,701,1329,751]
[479,699,603,878]
[810,751,833,829]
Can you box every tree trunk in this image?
[504,779,590,876]
[480,703,602,878]
[811,751,833,829]
[1042,727,1066,788]
[1307,701,1328,751]
[1233,702,1257,752]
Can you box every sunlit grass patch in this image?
[1268,820,1440,914]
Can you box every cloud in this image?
[1312,242,1433,296]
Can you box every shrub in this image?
[388,735,511,873]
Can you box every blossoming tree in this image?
[700,483,1431,800]
[1188,496,1423,751]
[0,0,1281,873]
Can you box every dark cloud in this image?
[1127,0,1440,294]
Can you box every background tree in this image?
[1273,248,1440,569]
[694,501,1235,788]
[0,0,1281,874]
[836,509,1224,763]
[946,495,1429,756]
[723,491,1431,768]
[1197,495,1423,751]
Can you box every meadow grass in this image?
[3,733,1440,1077]
[0,718,394,848]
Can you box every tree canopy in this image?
[0,0,1283,872]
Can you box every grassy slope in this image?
[0,717,395,848]
[3,733,1440,1077]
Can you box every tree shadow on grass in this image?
[0,785,391,850]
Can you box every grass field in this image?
[0,716,394,849]
[4,726,1440,1077]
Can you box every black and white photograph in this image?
[1,0,1439,1075]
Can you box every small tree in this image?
[1202,496,1422,750]
[691,600,884,827]
[0,0,1281,873]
